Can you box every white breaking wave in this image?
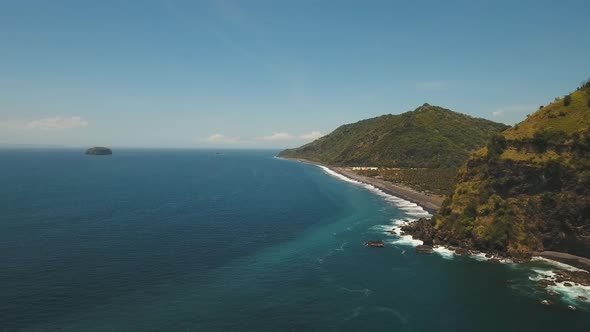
[370,224,397,236]
[530,267,590,306]
[384,236,423,247]
[319,166,360,184]
[433,246,455,259]
[470,252,489,262]
[318,165,431,249]
[318,166,432,220]
[548,282,590,304]
[528,269,556,281]
[531,257,586,272]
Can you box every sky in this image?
[1,0,589,149]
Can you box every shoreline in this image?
[278,156,590,272]
[278,157,443,214]
[533,251,590,271]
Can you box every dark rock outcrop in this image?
[554,270,590,286]
[537,279,556,289]
[415,245,434,254]
[85,147,112,155]
[365,240,385,248]
[400,218,436,245]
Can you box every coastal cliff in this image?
[405,83,590,258]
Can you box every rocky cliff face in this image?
[428,87,590,258]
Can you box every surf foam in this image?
[318,165,431,222]
[433,246,455,260]
[531,256,586,272]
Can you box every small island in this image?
[85,147,112,155]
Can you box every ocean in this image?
[0,149,588,331]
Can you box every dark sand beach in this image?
[280,157,444,213]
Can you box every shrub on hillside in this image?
[531,130,567,152]
[564,94,572,106]
[487,134,507,158]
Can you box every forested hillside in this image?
[279,104,509,168]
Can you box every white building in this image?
[351,166,379,171]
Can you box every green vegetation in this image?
[434,84,590,257]
[356,168,457,195]
[279,104,509,168]
[564,94,572,106]
[85,147,112,155]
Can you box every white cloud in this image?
[205,133,238,144]
[416,81,447,90]
[299,131,323,140]
[260,132,294,141]
[26,116,89,130]
[492,104,537,117]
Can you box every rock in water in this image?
[365,240,385,248]
[540,300,553,306]
[85,147,112,155]
[537,279,556,289]
[415,245,434,254]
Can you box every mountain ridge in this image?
[279,104,509,168]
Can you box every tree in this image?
[487,134,507,158]
[564,94,572,106]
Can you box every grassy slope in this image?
[279,104,509,168]
[435,88,590,257]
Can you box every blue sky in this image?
[1,0,589,148]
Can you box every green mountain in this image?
[431,84,590,257]
[279,104,509,168]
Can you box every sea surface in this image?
[0,149,588,331]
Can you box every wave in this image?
[531,256,586,272]
[433,246,455,260]
[318,166,432,219]
[548,282,590,305]
[384,236,423,247]
[529,267,590,308]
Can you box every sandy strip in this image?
[279,157,443,214]
[533,251,590,271]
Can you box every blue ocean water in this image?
[0,149,588,331]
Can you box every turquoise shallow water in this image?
[0,149,588,331]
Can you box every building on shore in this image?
[351,166,379,171]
